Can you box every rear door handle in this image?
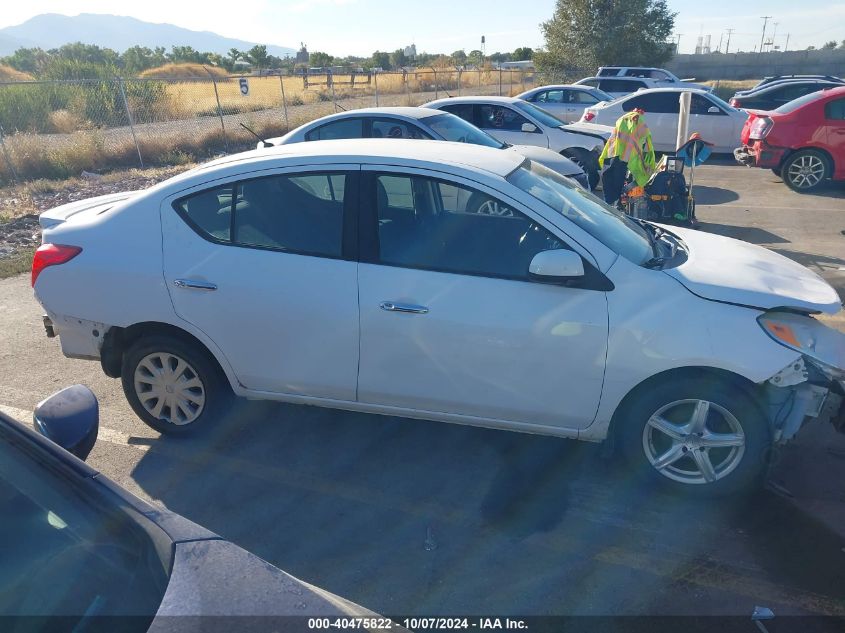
[380,301,428,314]
[174,279,218,291]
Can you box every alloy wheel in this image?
[476,199,513,216]
[133,352,206,425]
[786,154,825,189]
[642,399,746,485]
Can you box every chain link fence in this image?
[0,69,534,184]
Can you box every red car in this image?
[734,85,845,192]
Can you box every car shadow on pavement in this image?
[125,399,845,616]
[696,222,790,245]
[689,185,739,205]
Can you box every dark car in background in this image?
[0,386,388,632]
[746,74,844,92]
[734,86,845,192]
[729,79,843,110]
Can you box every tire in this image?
[121,335,233,435]
[771,168,781,177]
[616,375,770,496]
[562,149,600,189]
[780,149,830,193]
[466,192,513,216]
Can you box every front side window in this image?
[176,172,347,258]
[420,113,504,148]
[480,105,533,131]
[537,90,564,103]
[370,119,430,139]
[375,173,565,280]
[570,90,600,104]
[691,93,724,115]
[507,160,652,265]
[305,118,364,141]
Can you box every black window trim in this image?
[825,97,845,120]
[358,170,612,291]
[305,117,366,142]
[172,169,359,262]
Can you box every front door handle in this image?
[380,301,429,314]
[174,279,218,291]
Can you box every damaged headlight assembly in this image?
[757,311,845,441]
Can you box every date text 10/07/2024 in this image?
[307,617,529,630]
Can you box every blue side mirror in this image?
[33,385,99,461]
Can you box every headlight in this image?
[758,312,845,378]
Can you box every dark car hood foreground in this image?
[149,540,381,633]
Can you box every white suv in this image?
[597,66,711,91]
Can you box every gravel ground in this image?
[0,165,191,263]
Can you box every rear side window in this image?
[826,98,845,119]
[175,172,347,258]
[305,119,363,141]
[598,68,619,77]
[370,119,430,139]
[438,103,475,124]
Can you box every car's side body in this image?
[729,80,843,110]
[734,86,845,189]
[261,106,591,189]
[581,88,748,153]
[34,140,842,450]
[516,85,613,123]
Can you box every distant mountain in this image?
[0,13,296,58]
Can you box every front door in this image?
[356,167,609,430]
[161,167,360,399]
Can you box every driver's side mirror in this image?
[521,122,538,133]
[529,249,584,281]
[33,385,99,461]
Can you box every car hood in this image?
[664,226,842,314]
[560,121,612,140]
[506,145,582,176]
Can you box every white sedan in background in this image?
[516,84,614,123]
[581,88,749,153]
[32,140,845,495]
[424,96,612,187]
[260,107,591,189]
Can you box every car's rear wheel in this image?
[562,148,600,189]
[617,376,770,495]
[121,335,232,435]
[781,149,830,192]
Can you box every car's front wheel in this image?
[121,335,232,435]
[617,376,770,495]
[781,149,830,192]
[562,148,600,189]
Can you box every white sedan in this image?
[32,140,845,495]
[516,84,614,123]
[423,96,612,187]
[581,88,749,153]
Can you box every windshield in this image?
[507,159,653,264]
[421,113,505,149]
[512,100,567,128]
[0,427,169,624]
[774,90,826,114]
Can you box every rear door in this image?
[530,89,570,120]
[161,166,360,399]
[823,96,845,179]
[622,92,680,151]
[689,93,733,151]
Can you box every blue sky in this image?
[1,0,841,56]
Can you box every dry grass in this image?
[702,79,759,101]
[0,64,34,81]
[140,63,228,79]
[0,246,34,279]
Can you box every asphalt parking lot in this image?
[1,160,844,620]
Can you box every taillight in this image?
[583,111,596,122]
[32,244,82,287]
[729,98,739,107]
[749,117,774,140]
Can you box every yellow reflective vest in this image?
[598,111,656,187]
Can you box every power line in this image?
[759,16,772,54]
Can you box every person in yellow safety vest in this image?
[598,109,656,204]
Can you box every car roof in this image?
[298,106,443,122]
[741,79,841,95]
[578,76,655,83]
[425,95,520,105]
[519,84,595,95]
[166,139,524,187]
[616,86,710,96]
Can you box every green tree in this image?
[121,46,155,75]
[309,51,333,67]
[467,49,483,65]
[169,46,202,63]
[536,0,676,78]
[451,49,467,65]
[371,50,390,69]
[512,47,534,61]
[1,47,50,74]
[390,48,408,69]
[821,40,837,50]
[248,44,269,71]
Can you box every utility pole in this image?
[717,33,724,53]
[725,28,734,54]
[771,22,779,51]
[784,33,790,52]
[675,33,682,53]
[759,16,772,53]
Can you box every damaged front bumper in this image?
[763,356,845,442]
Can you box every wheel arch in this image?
[606,366,762,441]
[779,145,835,172]
[101,321,238,389]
